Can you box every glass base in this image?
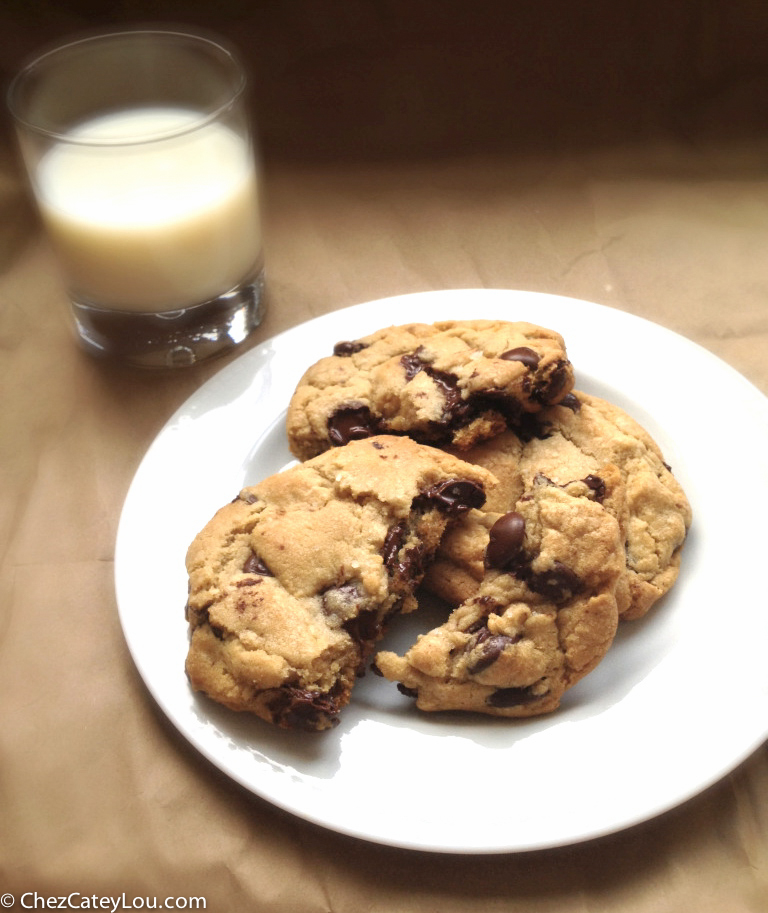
[71,269,266,369]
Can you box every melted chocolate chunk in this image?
[500,346,540,369]
[486,685,540,708]
[382,523,425,581]
[485,512,526,569]
[343,608,381,646]
[431,370,470,424]
[474,391,524,427]
[415,478,486,515]
[333,340,367,357]
[534,360,571,404]
[396,544,426,581]
[327,405,378,446]
[526,561,582,603]
[382,521,407,568]
[269,685,342,731]
[401,350,470,426]
[468,633,521,675]
[243,552,273,576]
[401,349,428,380]
[504,410,551,443]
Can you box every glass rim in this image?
[6,27,248,146]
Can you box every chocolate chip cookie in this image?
[184,435,494,731]
[424,391,692,620]
[375,467,626,717]
[286,320,575,461]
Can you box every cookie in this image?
[286,320,575,461]
[374,467,626,717]
[184,435,494,731]
[424,391,692,620]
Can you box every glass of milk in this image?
[7,29,265,368]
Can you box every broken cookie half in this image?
[286,319,575,461]
[374,467,627,718]
[184,435,493,731]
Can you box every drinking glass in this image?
[8,29,266,368]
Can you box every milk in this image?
[35,107,261,312]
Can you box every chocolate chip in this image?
[472,624,491,645]
[468,633,520,675]
[322,582,363,617]
[476,595,504,613]
[487,685,539,707]
[416,478,486,515]
[485,512,526,569]
[500,346,540,369]
[327,405,378,445]
[560,392,581,412]
[397,682,418,698]
[243,552,273,576]
[584,474,606,501]
[333,340,367,356]
[465,618,489,635]
[527,561,582,603]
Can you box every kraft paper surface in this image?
[1,2,766,911]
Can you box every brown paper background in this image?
[1,2,767,911]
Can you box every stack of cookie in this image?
[184,320,691,731]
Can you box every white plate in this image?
[115,289,768,854]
